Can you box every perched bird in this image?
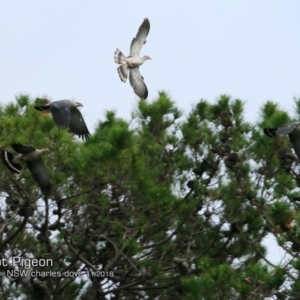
[114,18,151,100]
[34,100,90,140]
[1,144,51,196]
[264,122,300,159]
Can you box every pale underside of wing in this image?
[276,122,300,135]
[130,18,150,57]
[129,67,148,100]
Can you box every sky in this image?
[0,1,299,265]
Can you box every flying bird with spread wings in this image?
[1,144,51,196]
[264,122,300,159]
[34,99,90,141]
[114,18,151,100]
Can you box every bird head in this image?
[41,148,51,153]
[144,55,151,61]
[75,102,83,107]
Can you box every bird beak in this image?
[76,102,83,107]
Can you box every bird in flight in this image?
[34,99,90,141]
[264,122,300,159]
[114,18,151,100]
[1,144,51,197]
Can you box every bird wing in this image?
[1,150,22,174]
[264,122,300,160]
[276,122,300,135]
[11,144,36,154]
[129,67,148,100]
[69,107,90,140]
[291,140,300,160]
[50,100,71,129]
[130,18,150,57]
[26,158,51,196]
[286,124,300,160]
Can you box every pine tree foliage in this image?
[0,93,300,299]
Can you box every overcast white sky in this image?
[0,0,298,265]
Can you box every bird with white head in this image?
[34,99,90,141]
[114,18,151,100]
[1,144,52,197]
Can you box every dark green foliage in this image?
[0,92,299,299]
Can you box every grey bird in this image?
[34,100,90,140]
[1,144,51,196]
[114,18,151,100]
[264,122,300,159]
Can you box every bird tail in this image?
[117,65,129,82]
[114,49,128,82]
[263,128,277,137]
[114,49,126,64]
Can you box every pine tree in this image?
[0,93,298,299]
